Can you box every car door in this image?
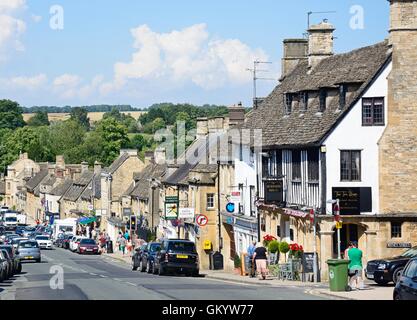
[400,260,417,300]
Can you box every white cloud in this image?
[53,74,81,87]
[103,23,268,93]
[9,74,47,89]
[0,0,26,60]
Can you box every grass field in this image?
[23,111,146,123]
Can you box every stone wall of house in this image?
[111,156,144,201]
[379,0,417,213]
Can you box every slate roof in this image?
[62,171,94,202]
[50,179,73,197]
[42,175,56,187]
[80,173,102,200]
[188,164,218,185]
[107,153,129,174]
[26,169,49,192]
[242,41,391,148]
[126,163,167,200]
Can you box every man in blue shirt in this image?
[247,241,257,278]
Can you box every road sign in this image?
[196,214,208,227]
[226,203,235,213]
[230,192,241,203]
[178,208,195,219]
[336,221,343,229]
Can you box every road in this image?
[0,247,327,300]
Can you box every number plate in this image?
[367,273,374,279]
[177,255,188,259]
[87,249,93,252]
[25,256,33,259]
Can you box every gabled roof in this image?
[107,153,129,174]
[26,169,49,192]
[50,179,73,197]
[242,41,391,148]
[62,171,94,202]
[80,173,101,200]
[126,163,167,200]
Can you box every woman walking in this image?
[252,242,268,280]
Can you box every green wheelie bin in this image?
[326,259,350,292]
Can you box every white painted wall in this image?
[323,61,392,215]
[45,194,61,215]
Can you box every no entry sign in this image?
[196,214,208,227]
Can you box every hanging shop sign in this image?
[283,208,308,218]
[178,208,195,219]
[230,191,241,203]
[264,180,284,205]
[165,196,179,220]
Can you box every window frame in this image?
[299,91,309,112]
[307,148,320,182]
[319,88,327,112]
[362,97,385,126]
[340,150,362,182]
[206,193,215,210]
[292,150,302,181]
[391,222,402,239]
[284,93,293,114]
[339,84,347,109]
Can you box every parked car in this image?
[394,258,417,300]
[0,250,10,282]
[62,234,74,249]
[70,236,87,252]
[4,234,20,245]
[77,238,100,255]
[17,240,41,263]
[0,245,22,274]
[35,235,53,250]
[11,237,29,250]
[153,239,199,277]
[131,243,147,271]
[22,227,36,238]
[139,242,162,274]
[54,233,66,247]
[0,248,14,279]
[366,246,417,285]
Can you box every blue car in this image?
[139,242,161,274]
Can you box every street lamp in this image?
[327,199,341,259]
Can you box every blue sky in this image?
[0,0,389,108]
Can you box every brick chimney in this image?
[281,38,308,78]
[308,20,335,69]
[154,148,166,165]
[81,161,89,173]
[196,117,209,139]
[228,102,246,127]
[144,151,154,167]
[94,161,102,174]
[379,0,417,213]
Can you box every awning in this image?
[78,217,97,225]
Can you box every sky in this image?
[0,0,389,109]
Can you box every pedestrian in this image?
[92,228,97,241]
[126,238,133,255]
[119,236,127,255]
[344,241,353,260]
[117,233,122,252]
[124,230,129,240]
[252,242,268,280]
[105,233,111,252]
[247,240,257,278]
[348,241,365,290]
[99,233,107,253]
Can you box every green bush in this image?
[234,255,242,269]
[279,241,290,254]
[268,240,280,254]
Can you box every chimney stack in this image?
[308,20,335,69]
[228,102,246,127]
[81,161,89,173]
[196,118,209,139]
[281,38,308,78]
[154,148,166,165]
[144,151,154,167]
[94,161,102,174]
[379,0,417,214]
[56,155,65,169]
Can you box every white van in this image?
[4,212,18,230]
[52,218,78,240]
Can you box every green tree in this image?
[70,107,90,130]
[104,108,139,133]
[27,111,50,127]
[94,118,129,165]
[0,100,25,130]
[129,134,146,152]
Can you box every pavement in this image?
[0,248,326,300]
[102,250,394,300]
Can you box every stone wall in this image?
[379,0,417,213]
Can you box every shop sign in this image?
[165,196,179,220]
[264,180,283,205]
[387,242,412,249]
[332,187,372,215]
[283,208,308,218]
[230,191,241,203]
[122,208,132,217]
[178,208,195,219]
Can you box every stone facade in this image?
[308,21,335,69]
[380,0,417,213]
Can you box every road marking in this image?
[99,275,108,278]
[113,278,123,282]
[89,273,98,276]
[125,282,137,286]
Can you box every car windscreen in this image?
[1,249,10,259]
[19,241,39,248]
[401,247,417,258]
[80,239,96,245]
[36,236,49,241]
[5,217,17,222]
[149,243,161,252]
[167,242,196,253]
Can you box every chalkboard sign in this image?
[332,187,372,215]
[264,180,284,205]
[302,252,317,273]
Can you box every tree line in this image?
[0,100,229,173]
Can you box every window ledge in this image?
[292,179,302,183]
[308,180,319,184]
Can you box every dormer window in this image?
[339,84,347,109]
[299,91,308,111]
[284,93,293,114]
[319,88,327,112]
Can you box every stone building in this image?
[240,1,417,280]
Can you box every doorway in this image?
[333,224,358,258]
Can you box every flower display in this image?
[289,243,304,259]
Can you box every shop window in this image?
[391,222,402,238]
[276,226,281,238]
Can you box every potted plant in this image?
[263,234,277,248]
[268,240,280,265]
[289,243,304,260]
[234,255,242,275]
[279,241,290,262]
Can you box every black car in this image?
[131,244,147,271]
[139,242,161,274]
[0,245,22,274]
[0,248,14,279]
[154,239,199,277]
[366,246,417,285]
[394,258,417,300]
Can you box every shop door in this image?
[333,224,358,258]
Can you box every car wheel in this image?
[153,263,158,275]
[146,261,152,274]
[374,278,389,286]
[140,259,146,272]
[158,264,165,276]
[393,267,404,284]
[131,259,138,271]
[192,270,199,277]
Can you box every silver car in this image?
[17,240,41,263]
